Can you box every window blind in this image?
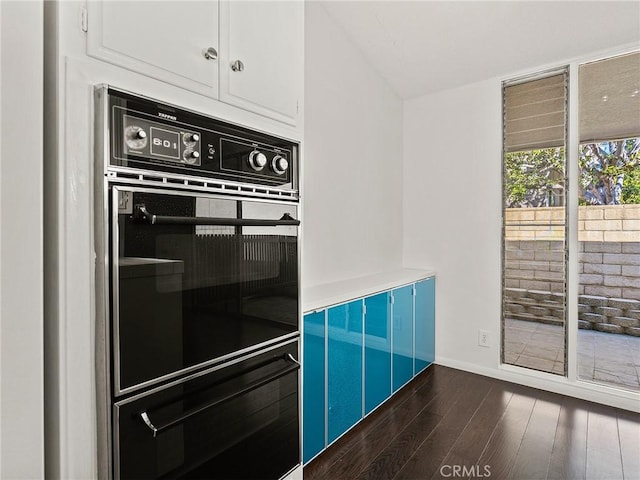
[504,72,567,153]
[579,51,640,143]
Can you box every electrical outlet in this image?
[478,329,490,348]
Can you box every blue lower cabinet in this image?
[303,310,326,463]
[415,278,435,373]
[392,285,414,392]
[327,300,363,443]
[364,292,391,414]
[303,276,435,462]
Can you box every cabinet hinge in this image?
[390,295,395,305]
[413,286,417,297]
[80,6,88,32]
[362,304,367,316]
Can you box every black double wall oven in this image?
[94,86,301,479]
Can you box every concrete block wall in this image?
[578,296,640,336]
[578,242,640,300]
[504,205,639,336]
[504,240,565,293]
[504,288,565,326]
[504,288,640,336]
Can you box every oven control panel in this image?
[123,115,202,166]
[105,87,298,189]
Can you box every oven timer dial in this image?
[183,132,200,146]
[124,125,148,150]
[248,150,267,171]
[183,149,200,164]
[271,155,289,175]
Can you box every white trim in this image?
[500,42,640,402]
[437,357,640,413]
[566,62,580,383]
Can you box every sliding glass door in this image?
[502,51,640,392]
[576,52,640,390]
[502,70,568,375]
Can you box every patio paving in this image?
[504,318,640,390]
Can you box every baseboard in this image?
[436,356,640,413]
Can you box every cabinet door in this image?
[327,300,363,443]
[303,310,326,463]
[364,292,391,414]
[220,1,303,125]
[415,278,435,374]
[392,285,414,392]
[87,1,219,97]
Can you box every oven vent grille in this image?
[105,169,299,202]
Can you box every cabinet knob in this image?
[231,59,245,72]
[203,47,218,61]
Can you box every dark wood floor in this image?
[303,365,640,480]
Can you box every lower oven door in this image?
[114,341,300,479]
[111,185,299,395]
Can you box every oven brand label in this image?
[158,112,177,121]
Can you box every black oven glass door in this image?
[114,341,300,480]
[111,186,299,395]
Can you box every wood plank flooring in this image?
[304,365,640,480]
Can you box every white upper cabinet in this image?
[219,1,303,125]
[86,1,302,126]
[87,1,220,97]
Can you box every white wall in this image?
[403,79,502,369]
[303,3,403,288]
[403,56,639,412]
[0,1,45,477]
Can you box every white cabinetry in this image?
[220,1,302,125]
[86,0,302,125]
[87,1,220,97]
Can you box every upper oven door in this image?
[110,186,299,396]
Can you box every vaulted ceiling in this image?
[320,1,640,99]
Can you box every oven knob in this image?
[272,155,289,175]
[248,150,267,171]
[124,125,148,149]
[183,150,200,164]
[183,132,199,144]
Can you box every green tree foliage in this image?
[579,139,640,205]
[504,138,640,208]
[504,148,564,208]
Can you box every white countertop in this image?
[302,268,435,313]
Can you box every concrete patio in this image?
[504,318,640,390]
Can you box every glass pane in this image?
[303,311,326,463]
[327,300,363,443]
[577,53,640,391]
[364,292,391,414]
[392,285,414,391]
[502,72,568,375]
[115,189,298,393]
[414,278,435,374]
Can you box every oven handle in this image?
[138,356,300,438]
[133,204,300,227]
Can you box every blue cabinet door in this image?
[364,292,391,414]
[303,310,326,463]
[415,278,435,374]
[327,300,363,443]
[392,285,414,392]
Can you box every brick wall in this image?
[504,205,640,336]
[505,204,640,242]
